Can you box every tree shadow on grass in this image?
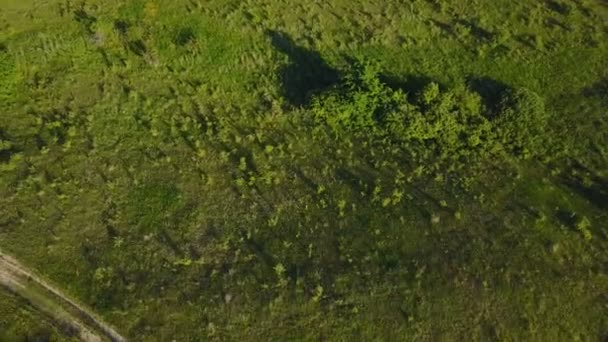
[555,208,577,228]
[561,164,608,210]
[582,77,608,104]
[467,77,512,118]
[544,0,572,15]
[380,74,434,98]
[267,30,340,106]
[454,19,495,42]
[73,7,96,33]
[428,19,456,39]
[0,129,18,163]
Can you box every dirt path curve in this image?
[0,250,127,342]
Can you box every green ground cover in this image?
[1,0,607,340]
[0,290,77,341]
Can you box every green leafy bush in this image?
[312,60,554,165]
[495,88,549,158]
[311,60,495,165]
[311,59,401,135]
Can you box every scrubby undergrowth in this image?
[1,0,607,340]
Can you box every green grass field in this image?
[0,290,78,341]
[1,0,608,340]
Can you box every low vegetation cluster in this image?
[1,0,607,340]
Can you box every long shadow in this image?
[583,77,608,104]
[73,7,96,33]
[381,74,434,98]
[544,0,572,15]
[454,19,494,42]
[555,208,577,228]
[561,164,608,210]
[267,30,340,106]
[467,77,512,118]
[514,34,538,49]
[545,17,570,31]
[0,129,18,163]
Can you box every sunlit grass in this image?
[0,0,607,340]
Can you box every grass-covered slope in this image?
[1,0,607,340]
[0,291,78,341]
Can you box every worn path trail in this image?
[0,250,126,342]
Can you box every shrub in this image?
[311,59,499,166]
[311,59,554,169]
[495,88,549,157]
[311,59,401,135]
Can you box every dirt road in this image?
[0,251,126,342]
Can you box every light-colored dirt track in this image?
[0,251,126,342]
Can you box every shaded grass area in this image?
[0,0,607,340]
[0,290,78,342]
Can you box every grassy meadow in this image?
[0,290,77,341]
[1,0,608,340]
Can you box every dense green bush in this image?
[495,88,549,158]
[311,59,396,135]
[311,60,497,166]
[2,0,607,340]
[312,60,555,165]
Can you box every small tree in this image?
[495,88,549,158]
